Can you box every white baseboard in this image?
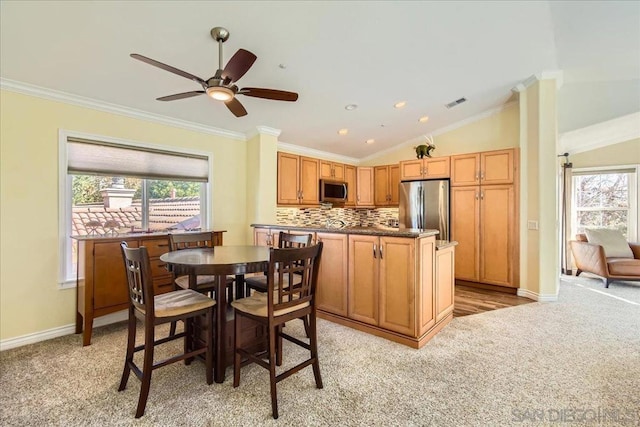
[0,310,128,351]
[517,288,558,302]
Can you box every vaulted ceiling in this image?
[1,1,638,159]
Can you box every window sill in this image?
[58,279,77,290]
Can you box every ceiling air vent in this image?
[445,97,467,109]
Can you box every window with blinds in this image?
[59,133,211,286]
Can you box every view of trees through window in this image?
[573,173,630,237]
[72,175,200,204]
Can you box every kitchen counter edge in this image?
[251,224,440,239]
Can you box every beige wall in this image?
[519,78,560,298]
[361,103,520,166]
[0,90,252,340]
[570,138,640,168]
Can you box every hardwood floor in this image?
[453,284,534,317]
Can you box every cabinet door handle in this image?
[475,172,479,181]
[300,191,304,200]
[373,244,377,258]
[379,246,383,259]
[480,171,484,180]
[480,191,484,200]
[475,191,479,200]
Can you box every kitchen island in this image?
[252,224,456,348]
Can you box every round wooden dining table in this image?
[160,245,270,383]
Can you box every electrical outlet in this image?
[527,220,539,230]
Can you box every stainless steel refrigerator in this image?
[399,180,450,240]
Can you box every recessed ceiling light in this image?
[394,101,407,109]
[345,104,358,111]
[419,116,429,123]
[338,129,349,135]
[366,139,375,144]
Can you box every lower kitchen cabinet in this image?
[435,244,455,322]
[378,237,416,336]
[315,232,349,316]
[348,235,379,325]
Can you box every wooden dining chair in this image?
[244,232,313,294]
[168,232,234,335]
[119,242,215,418]
[231,242,324,419]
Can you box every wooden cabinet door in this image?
[480,149,514,185]
[451,153,480,186]
[388,165,400,206]
[277,152,300,205]
[451,186,480,282]
[333,163,345,180]
[374,166,390,206]
[316,233,348,316]
[378,237,415,336]
[320,160,333,179]
[299,156,320,204]
[479,185,515,286]
[344,165,357,207]
[356,167,375,207]
[93,241,134,309]
[254,228,271,246]
[435,245,455,322]
[424,157,450,179]
[399,159,424,181]
[418,237,435,335]
[348,235,378,325]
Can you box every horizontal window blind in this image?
[67,137,209,182]
[573,167,636,176]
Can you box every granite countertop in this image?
[251,223,440,238]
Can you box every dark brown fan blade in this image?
[157,91,205,101]
[221,49,257,84]
[130,54,206,86]
[225,97,248,117]
[239,87,298,102]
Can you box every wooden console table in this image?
[73,230,225,346]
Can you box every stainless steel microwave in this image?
[320,179,348,203]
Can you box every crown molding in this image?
[514,70,564,92]
[277,141,359,164]
[559,111,640,155]
[246,126,282,140]
[0,78,247,141]
[359,101,519,162]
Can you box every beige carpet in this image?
[1,278,639,426]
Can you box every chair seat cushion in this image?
[231,292,309,318]
[607,258,640,276]
[175,275,234,290]
[137,289,215,318]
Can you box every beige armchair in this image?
[570,233,640,288]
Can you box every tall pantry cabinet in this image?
[450,148,519,288]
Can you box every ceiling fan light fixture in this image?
[206,86,234,101]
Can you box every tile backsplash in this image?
[276,207,398,227]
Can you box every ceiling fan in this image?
[130,27,298,117]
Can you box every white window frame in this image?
[571,164,639,242]
[58,129,213,288]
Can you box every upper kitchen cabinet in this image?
[451,149,515,186]
[344,165,357,207]
[400,157,450,181]
[277,152,320,206]
[356,167,375,207]
[320,160,345,180]
[374,164,400,206]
